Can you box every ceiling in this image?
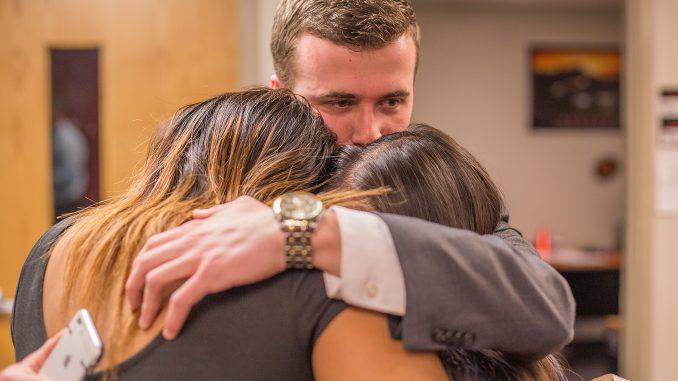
[412,0,622,11]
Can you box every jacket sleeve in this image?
[379,210,575,358]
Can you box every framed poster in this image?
[531,47,621,130]
[659,89,678,144]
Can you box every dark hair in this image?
[440,349,568,381]
[332,123,502,234]
[331,123,567,381]
[271,0,420,87]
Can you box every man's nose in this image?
[351,107,382,145]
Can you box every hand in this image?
[125,196,287,340]
[0,331,63,381]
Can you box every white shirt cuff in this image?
[322,206,406,316]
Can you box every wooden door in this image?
[0,0,239,365]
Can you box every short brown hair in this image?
[271,0,420,87]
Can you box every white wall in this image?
[413,6,624,248]
[622,0,678,378]
[238,0,278,88]
[649,0,678,377]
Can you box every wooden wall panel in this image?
[0,0,238,366]
[0,1,52,367]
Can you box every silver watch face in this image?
[274,192,323,220]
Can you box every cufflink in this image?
[364,282,379,298]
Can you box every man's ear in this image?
[270,74,283,89]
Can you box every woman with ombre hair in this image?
[12,88,446,381]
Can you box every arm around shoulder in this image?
[379,212,575,358]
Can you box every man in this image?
[125,0,575,357]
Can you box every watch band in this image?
[282,219,317,269]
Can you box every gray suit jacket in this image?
[379,210,575,359]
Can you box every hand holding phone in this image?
[39,309,103,381]
[0,331,61,381]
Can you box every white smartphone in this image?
[40,309,103,381]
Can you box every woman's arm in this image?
[312,307,448,381]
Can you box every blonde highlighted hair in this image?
[54,88,371,375]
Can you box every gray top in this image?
[12,218,348,381]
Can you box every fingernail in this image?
[139,318,148,329]
[163,328,174,340]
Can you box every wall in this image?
[413,5,624,248]
[239,0,279,88]
[650,0,678,377]
[0,0,238,366]
[616,0,678,377]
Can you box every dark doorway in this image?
[50,48,99,221]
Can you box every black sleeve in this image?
[12,217,76,361]
[288,271,349,346]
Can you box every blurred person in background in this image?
[52,105,88,219]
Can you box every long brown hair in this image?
[55,88,350,372]
[331,123,567,381]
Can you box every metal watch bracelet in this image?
[282,219,316,269]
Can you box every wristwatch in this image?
[272,192,324,269]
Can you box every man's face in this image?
[273,33,417,145]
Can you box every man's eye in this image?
[330,99,353,108]
[382,98,403,108]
